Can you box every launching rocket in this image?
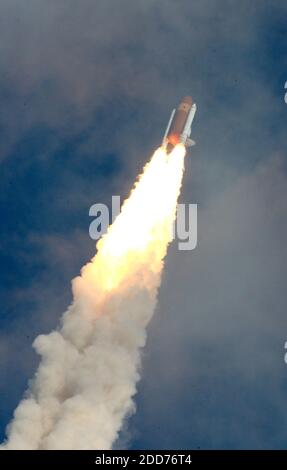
[162,96,197,153]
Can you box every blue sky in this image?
[0,0,287,449]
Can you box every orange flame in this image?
[73,144,186,307]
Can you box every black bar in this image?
[1,450,287,466]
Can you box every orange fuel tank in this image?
[166,96,193,146]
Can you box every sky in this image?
[0,0,287,449]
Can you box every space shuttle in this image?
[162,96,197,153]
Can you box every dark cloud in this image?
[0,0,285,160]
[133,154,287,449]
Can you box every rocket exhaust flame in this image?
[1,144,186,450]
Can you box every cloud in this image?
[133,153,287,449]
[0,0,285,162]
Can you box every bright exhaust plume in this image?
[1,144,186,450]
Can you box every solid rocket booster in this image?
[162,96,197,153]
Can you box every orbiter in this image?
[162,96,197,153]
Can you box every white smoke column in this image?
[1,145,186,450]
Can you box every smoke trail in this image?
[1,145,186,450]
